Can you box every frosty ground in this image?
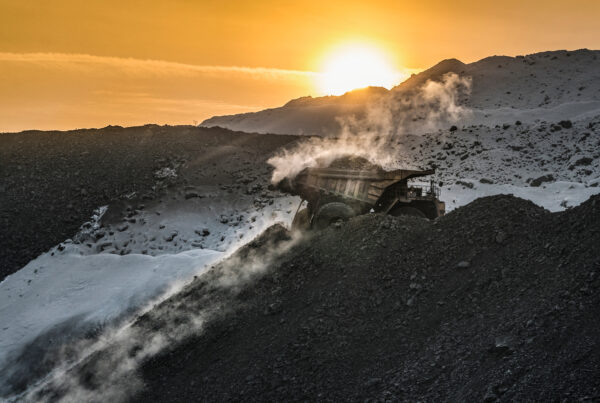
[0,126,298,396]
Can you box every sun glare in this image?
[317,44,401,96]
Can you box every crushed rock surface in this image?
[40,194,600,402]
[0,125,297,280]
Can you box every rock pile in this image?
[36,194,600,402]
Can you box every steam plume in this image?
[268,73,472,182]
[14,225,301,402]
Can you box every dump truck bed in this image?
[295,167,435,204]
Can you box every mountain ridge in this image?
[201,49,600,136]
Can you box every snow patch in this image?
[443,181,599,212]
[0,247,222,370]
[0,193,298,387]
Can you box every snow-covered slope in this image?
[201,86,387,136]
[384,116,600,212]
[0,183,297,395]
[263,115,600,216]
[201,49,600,135]
[400,50,600,110]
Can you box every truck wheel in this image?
[313,202,355,230]
[390,206,426,218]
[291,208,311,231]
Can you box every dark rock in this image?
[185,191,200,199]
[164,231,178,242]
[365,378,382,388]
[559,120,573,129]
[456,180,474,189]
[489,336,514,357]
[550,124,562,132]
[573,157,593,167]
[495,231,507,244]
[456,261,470,269]
[327,156,382,171]
[484,387,499,402]
[530,174,554,187]
[98,242,113,252]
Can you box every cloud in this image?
[89,90,263,112]
[0,52,317,79]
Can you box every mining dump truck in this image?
[278,163,445,230]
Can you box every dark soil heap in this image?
[44,193,599,402]
[0,125,296,280]
[324,155,383,171]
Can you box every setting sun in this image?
[316,44,402,96]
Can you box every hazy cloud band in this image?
[0,52,318,79]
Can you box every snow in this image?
[443,181,600,212]
[0,192,298,375]
[469,101,600,127]
[87,187,297,256]
[0,246,222,368]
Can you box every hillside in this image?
[201,49,600,135]
[23,194,600,401]
[0,125,297,280]
[0,125,301,397]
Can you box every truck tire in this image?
[313,202,355,230]
[291,208,311,231]
[390,206,426,218]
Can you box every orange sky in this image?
[1,0,599,132]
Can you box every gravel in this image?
[0,125,297,281]
[35,193,600,402]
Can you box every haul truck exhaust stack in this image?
[277,163,445,230]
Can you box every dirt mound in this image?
[324,155,383,171]
[20,223,297,401]
[34,193,599,402]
